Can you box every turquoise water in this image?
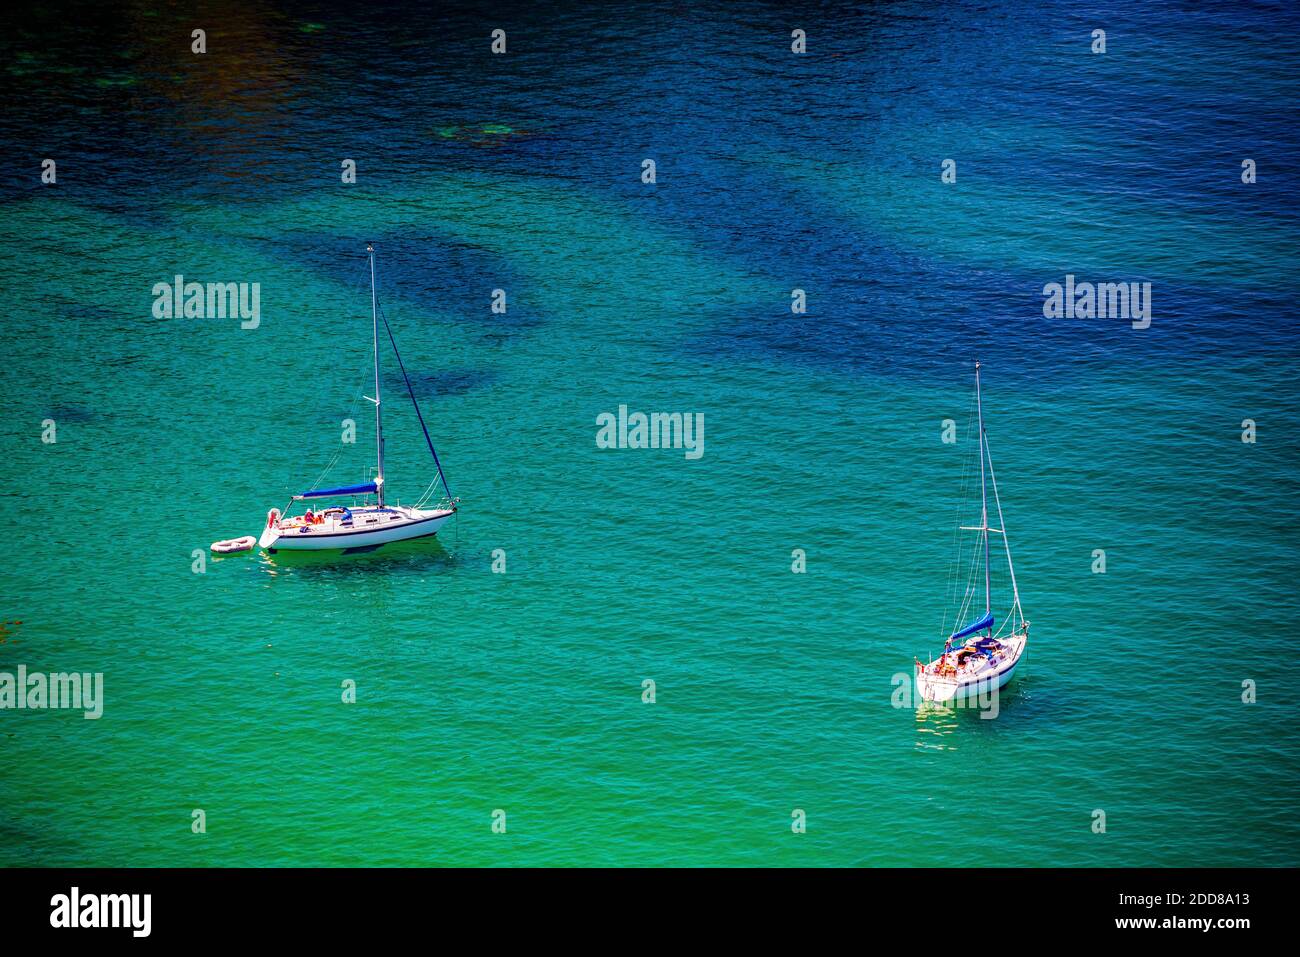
[1,2,1298,866]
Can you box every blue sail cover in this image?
[950,611,995,641]
[297,482,377,499]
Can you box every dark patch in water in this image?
[42,405,96,423]
[104,353,146,367]
[264,234,543,333]
[686,263,1297,393]
[389,368,497,398]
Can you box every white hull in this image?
[916,633,1026,703]
[259,505,454,551]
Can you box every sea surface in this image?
[1,0,1298,866]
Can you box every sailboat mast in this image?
[368,243,385,506]
[975,359,990,627]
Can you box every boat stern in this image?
[916,671,960,704]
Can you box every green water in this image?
[1,181,1295,866]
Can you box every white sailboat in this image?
[915,360,1029,703]
[258,243,459,553]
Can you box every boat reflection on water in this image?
[914,701,962,751]
[255,530,458,581]
[912,677,1030,752]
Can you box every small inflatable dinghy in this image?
[211,535,256,554]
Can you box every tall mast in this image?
[368,243,385,506]
[975,359,990,629]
